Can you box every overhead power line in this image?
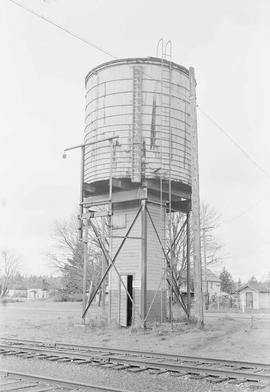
[7,0,270,225]
[223,194,270,224]
[8,0,270,184]
[7,0,117,59]
[198,106,270,181]
[198,106,270,222]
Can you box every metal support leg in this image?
[145,205,188,315]
[82,225,88,323]
[101,218,106,312]
[186,212,191,319]
[80,145,87,323]
[141,200,147,328]
[82,205,142,319]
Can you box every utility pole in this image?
[80,145,88,324]
[189,67,204,328]
[202,227,208,309]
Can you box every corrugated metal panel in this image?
[84,57,191,186]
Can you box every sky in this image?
[0,0,270,280]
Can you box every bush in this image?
[0,297,23,304]
[51,292,82,302]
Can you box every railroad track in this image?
[1,337,270,388]
[0,369,132,392]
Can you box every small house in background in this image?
[238,283,270,310]
[204,269,221,297]
[27,288,49,300]
[27,279,50,300]
[7,286,27,298]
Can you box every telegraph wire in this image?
[8,0,270,185]
[6,0,117,60]
[197,106,270,222]
[7,0,270,224]
[223,195,270,224]
[197,106,270,181]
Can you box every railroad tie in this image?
[71,358,92,364]
[188,373,205,380]
[74,360,96,365]
[127,366,148,373]
[98,363,117,369]
[228,378,248,385]
[205,376,232,384]
[86,360,102,366]
[2,351,17,356]
[167,371,187,378]
[112,364,132,371]
[95,360,111,366]
[35,354,51,359]
[148,369,169,375]
[46,356,62,362]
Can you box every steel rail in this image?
[0,369,133,392]
[1,337,270,370]
[1,341,270,383]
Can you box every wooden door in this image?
[246,292,253,309]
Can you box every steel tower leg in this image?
[141,199,147,328]
[186,211,191,319]
[189,67,204,328]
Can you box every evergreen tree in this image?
[237,278,242,290]
[248,276,258,285]
[219,267,235,294]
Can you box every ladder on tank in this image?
[156,39,173,322]
[156,39,173,218]
[131,66,143,183]
[156,40,172,166]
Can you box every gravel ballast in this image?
[1,355,268,392]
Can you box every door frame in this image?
[119,273,135,327]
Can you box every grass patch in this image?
[51,293,82,302]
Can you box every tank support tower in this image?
[78,54,203,327]
[81,173,192,326]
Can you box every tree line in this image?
[2,202,269,299]
[47,202,224,298]
[219,267,270,294]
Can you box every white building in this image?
[238,284,270,310]
[27,288,49,300]
[204,269,221,297]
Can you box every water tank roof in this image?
[85,56,190,85]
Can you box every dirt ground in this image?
[0,301,270,363]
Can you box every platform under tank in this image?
[84,57,194,326]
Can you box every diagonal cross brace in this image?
[143,218,188,323]
[166,216,188,257]
[87,217,141,321]
[145,205,188,315]
[82,205,142,319]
